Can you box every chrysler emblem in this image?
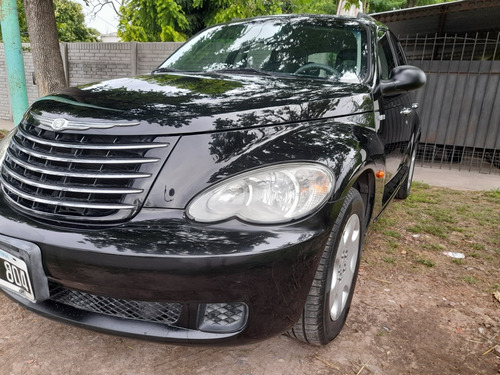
[33,113,140,131]
[50,118,69,131]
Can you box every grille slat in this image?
[0,176,136,210]
[21,131,168,151]
[0,120,169,224]
[10,154,152,179]
[12,140,161,165]
[3,167,143,194]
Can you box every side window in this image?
[390,32,407,66]
[377,34,396,80]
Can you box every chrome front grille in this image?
[0,121,170,224]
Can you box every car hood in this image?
[29,73,373,135]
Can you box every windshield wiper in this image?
[211,68,274,76]
[151,67,181,74]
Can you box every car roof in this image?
[222,13,382,31]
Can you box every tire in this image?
[288,188,365,345]
[396,141,417,199]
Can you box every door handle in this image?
[400,107,412,115]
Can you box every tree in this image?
[368,0,446,13]
[117,0,335,42]
[24,0,67,96]
[84,0,123,16]
[3,0,101,96]
[55,0,100,42]
[118,0,189,41]
[1,0,100,43]
[117,0,451,42]
[281,0,338,14]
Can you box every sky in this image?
[74,0,120,35]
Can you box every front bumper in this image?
[0,201,338,344]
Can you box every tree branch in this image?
[86,0,123,18]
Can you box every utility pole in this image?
[0,0,29,126]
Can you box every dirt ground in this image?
[0,186,499,375]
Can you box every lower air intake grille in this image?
[204,303,246,326]
[49,282,182,325]
[198,302,248,333]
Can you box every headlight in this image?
[187,163,335,224]
[0,129,16,167]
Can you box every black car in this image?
[0,14,425,345]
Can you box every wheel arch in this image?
[351,169,376,228]
[331,158,379,229]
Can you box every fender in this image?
[144,119,382,211]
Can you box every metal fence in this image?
[400,32,500,174]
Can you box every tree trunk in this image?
[23,0,67,96]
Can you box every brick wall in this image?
[0,42,183,121]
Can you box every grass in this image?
[367,182,500,292]
[462,276,478,284]
[383,256,397,264]
[417,258,436,267]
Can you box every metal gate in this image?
[400,32,500,174]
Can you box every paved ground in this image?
[413,166,499,191]
[1,118,498,191]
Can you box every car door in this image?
[376,31,415,204]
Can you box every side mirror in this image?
[380,65,426,96]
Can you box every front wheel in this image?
[288,188,365,345]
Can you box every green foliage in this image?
[0,0,29,42]
[118,0,342,42]
[55,0,101,42]
[208,0,283,25]
[2,0,455,43]
[368,0,406,13]
[281,0,338,14]
[367,0,446,13]
[118,0,283,41]
[0,0,99,42]
[117,0,453,42]
[118,0,191,42]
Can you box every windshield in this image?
[158,17,369,82]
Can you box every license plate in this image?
[0,248,35,302]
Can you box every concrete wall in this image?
[0,42,183,121]
[0,44,38,120]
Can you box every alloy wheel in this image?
[329,213,361,321]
